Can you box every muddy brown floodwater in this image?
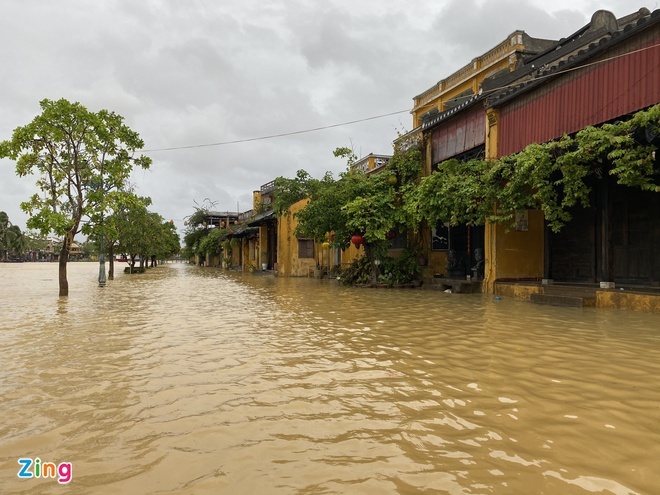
[1,262,659,494]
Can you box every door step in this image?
[530,289,597,308]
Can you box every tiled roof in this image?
[485,8,659,108]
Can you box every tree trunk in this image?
[59,243,69,296]
[364,243,379,286]
[108,244,114,280]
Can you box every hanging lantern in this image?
[322,241,330,249]
[351,234,364,246]
[388,175,398,185]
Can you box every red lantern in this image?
[351,234,364,246]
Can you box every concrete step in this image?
[530,292,596,307]
[543,284,598,296]
[430,278,482,293]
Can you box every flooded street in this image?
[1,262,659,494]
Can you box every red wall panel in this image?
[498,36,660,156]
[431,105,485,164]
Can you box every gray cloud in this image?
[0,0,650,234]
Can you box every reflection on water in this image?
[1,262,659,494]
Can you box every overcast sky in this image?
[0,0,653,238]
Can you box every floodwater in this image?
[1,263,659,495]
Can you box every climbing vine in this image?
[407,103,660,233]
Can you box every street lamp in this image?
[98,221,106,287]
[97,174,106,288]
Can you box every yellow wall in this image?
[493,283,660,313]
[240,237,258,271]
[276,199,318,277]
[494,283,543,300]
[412,35,522,127]
[413,38,528,292]
[258,224,269,269]
[341,243,362,267]
[483,95,544,292]
[597,291,660,313]
[484,210,545,291]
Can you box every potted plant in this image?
[314,260,323,278]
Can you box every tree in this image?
[0,211,11,261]
[8,225,28,259]
[181,199,218,262]
[95,192,152,279]
[0,211,28,260]
[275,144,423,285]
[0,99,151,295]
[155,220,181,262]
[115,202,151,272]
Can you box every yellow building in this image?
[276,198,319,277]
[481,8,659,297]
[408,31,556,287]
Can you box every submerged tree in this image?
[0,211,29,260]
[115,204,172,271]
[93,192,153,279]
[0,99,152,295]
[0,211,12,261]
[274,143,423,285]
[182,198,218,261]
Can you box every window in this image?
[432,221,450,250]
[388,226,407,250]
[298,239,314,258]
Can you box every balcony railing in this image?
[261,180,276,194]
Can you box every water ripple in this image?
[1,263,659,494]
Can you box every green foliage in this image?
[406,158,495,228]
[333,146,358,166]
[337,255,371,286]
[281,144,423,285]
[0,98,151,294]
[0,211,12,260]
[273,170,313,215]
[0,99,151,238]
[182,199,220,258]
[0,211,28,260]
[197,228,227,257]
[114,204,179,263]
[387,144,423,188]
[293,145,423,251]
[408,104,660,233]
[380,249,421,285]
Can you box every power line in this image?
[480,42,660,99]
[140,109,409,152]
[140,42,659,153]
